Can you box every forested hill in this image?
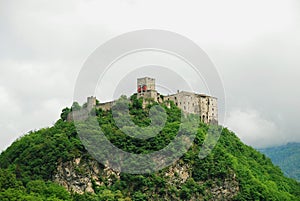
[259,142,300,182]
[0,95,299,200]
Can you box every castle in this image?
[135,77,218,124]
[70,77,218,124]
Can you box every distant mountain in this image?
[259,143,300,181]
[0,95,300,200]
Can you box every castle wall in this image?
[67,109,89,122]
[198,95,218,124]
[165,91,218,124]
[165,91,200,114]
[208,97,218,124]
[96,101,114,111]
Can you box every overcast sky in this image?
[0,0,300,151]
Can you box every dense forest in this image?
[0,95,299,200]
[259,142,300,182]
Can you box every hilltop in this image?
[0,95,299,200]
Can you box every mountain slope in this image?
[259,143,300,182]
[0,96,299,200]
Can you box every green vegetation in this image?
[0,95,299,200]
[259,143,300,182]
[0,169,71,201]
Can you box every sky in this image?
[0,0,300,150]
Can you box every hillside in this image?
[259,143,300,182]
[0,95,299,200]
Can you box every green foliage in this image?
[0,95,299,200]
[0,120,84,182]
[0,169,71,201]
[0,168,22,191]
[71,102,81,111]
[60,107,71,121]
[96,97,181,154]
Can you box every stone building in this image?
[68,77,218,124]
[136,77,218,124]
[164,91,218,124]
[136,77,164,107]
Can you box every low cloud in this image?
[226,109,286,148]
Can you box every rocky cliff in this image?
[53,156,239,200]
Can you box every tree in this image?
[60,107,71,121]
[71,102,81,111]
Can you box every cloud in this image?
[0,86,23,150]
[226,109,286,148]
[0,60,77,151]
[0,0,299,150]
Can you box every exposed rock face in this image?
[54,158,239,200]
[163,162,239,200]
[53,157,120,194]
[208,174,239,200]
[165,163,190,185]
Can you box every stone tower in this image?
[87,96,96,110]
[137,77,155,92]
[136,77,162,105]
